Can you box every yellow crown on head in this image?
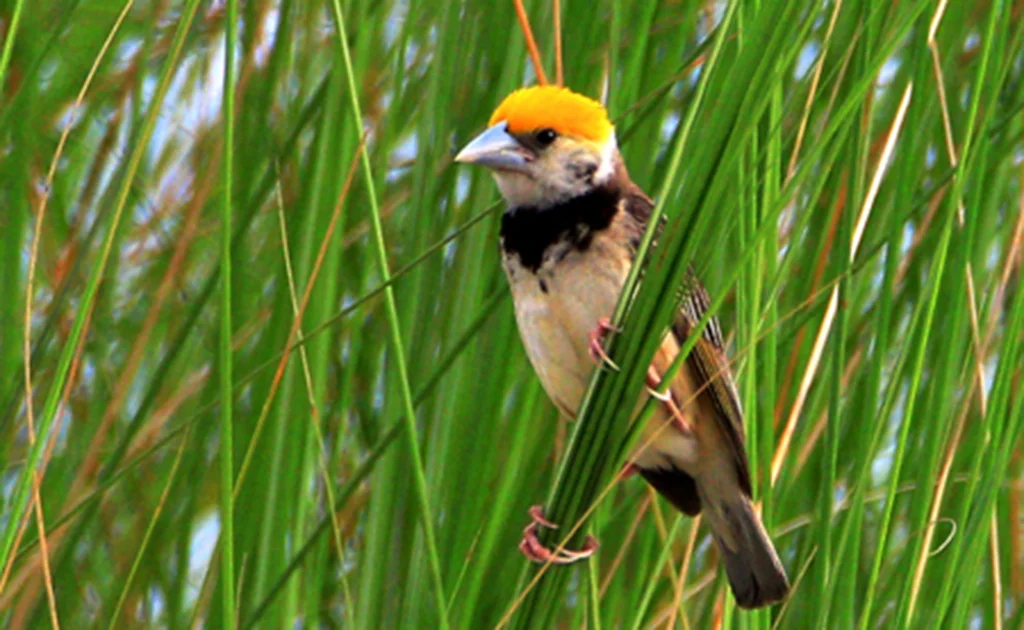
[489,86,613,144]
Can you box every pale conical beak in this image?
[454,123,531,172]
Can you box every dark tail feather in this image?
[640,466,788,608]
[707,495,789,609]
[639,467,702,516]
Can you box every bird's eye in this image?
[536,128,557,146]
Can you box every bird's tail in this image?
[701,489,789,609]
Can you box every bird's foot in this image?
[619,462,640,480]
[588,317,621,371]
[645,366,692,434]
[645,366,671,401]
[519,505,599,565]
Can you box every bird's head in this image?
[455,86,618,208]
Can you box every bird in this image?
[454,85,789,609]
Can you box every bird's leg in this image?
[519,505,599,565]
[646,366,693,434]
[588,317,690,434]
[619,462,640,480]
[588,317,621,371]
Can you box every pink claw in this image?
[619,462,640,480]
[518,505,599,565]
[645,366,692,434]
[588,317,621,371]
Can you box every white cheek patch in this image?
[593,133,618,184]
[493,171,543,208]
[491,132,619,208]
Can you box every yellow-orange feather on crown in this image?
[489,86,613,144]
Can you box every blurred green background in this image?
[1,0,1023,628]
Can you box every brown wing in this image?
[673,274,752,496]
[618,179,752,496]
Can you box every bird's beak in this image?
[455,123,531,173]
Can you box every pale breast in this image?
[504,238,704,473]
[499,201,709,476]
[503,234,630,417]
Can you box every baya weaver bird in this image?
[455,86,789,609]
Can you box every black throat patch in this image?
[500,186,621,273]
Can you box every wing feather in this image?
[620,186,752,496]
[674,275,752,496]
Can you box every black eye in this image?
[536,128,557,146]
